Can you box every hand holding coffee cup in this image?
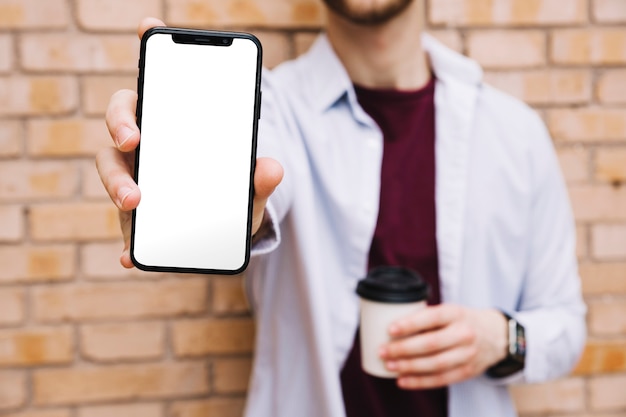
[356,266,429,378]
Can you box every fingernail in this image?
[117,186,134,207]
[117,126,136,148]
[378,346,388,358]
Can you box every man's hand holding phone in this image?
[96,18,283,270]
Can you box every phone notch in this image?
[172,33,233,47]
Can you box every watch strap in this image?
[486,311,526,378]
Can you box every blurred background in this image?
[0,0,625,416]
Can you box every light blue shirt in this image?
[245,34,586,417]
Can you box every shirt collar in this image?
[300,32,483,113]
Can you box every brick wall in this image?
[0,0,624,416]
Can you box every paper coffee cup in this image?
[356,266,429,378]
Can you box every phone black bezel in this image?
[131,27,263,275]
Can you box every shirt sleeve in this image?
[249,70,293,257]
[511,112,587,384]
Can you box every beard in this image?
[321,0,415,25]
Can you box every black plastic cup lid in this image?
[356,266,429,303]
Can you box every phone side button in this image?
[257,91,262,120]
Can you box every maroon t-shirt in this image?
[340,77,448,417]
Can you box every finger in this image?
[119,211,134,269]
[382,321,476,359]
[138,17,166,39]
[105,89,140,152]
[251,157,284,234]
[96,147,141,212]
[386,344,478,375]
[389,304,464,338]
[396,364,476,390]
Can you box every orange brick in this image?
[596,148,626,184]
[0,204,23,242]
[552,29,626,65]
[80,322,164,362]
[81,75,137,116]
[20,34,139,73]
[78,403,162,417]
[0,411,71,417]
[0,370,26,410]
[213,358,252,393]
[81,162,109,200]
[0,245,75,284]
[29,202,120,241]
[467,30,545,69]
[577,224,588,260]
[0,0,68,29]
[548,108,626,142]
[510,378,585,414]
[555,147,588,183]
[80,241,162,280]
[170,398,245,417]
[33,279,208,322]
[165,0,324,28]
[77,0,163,31]
[580,262,626,295]
[589,374,626,410]
[429,0,587,26]
[27,119,109,157]
[212,275,250,314]
[427,30,463,53]
[591,223,626,260]
[0,120,22,157]
[0,327,72,366]
[0,161,78,202]
[172,318,255,356]
[593,0,626,23]
[485,69,591,105]
[0,76,78,116]
[569,185,626,222]
[0,288,24,326]
[588,298,626,335]
[33,363,209,405]
[0,34,12,73]
[254,31,290,69]
[596,69,626,104]
[574,339,626,375]
[294,32,318,57]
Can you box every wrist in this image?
[486,311,526,378]
[489,308,509,365]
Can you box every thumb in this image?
[252,157,283,234]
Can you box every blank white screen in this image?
[133,33,259,272]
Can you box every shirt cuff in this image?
[251,201,281,256]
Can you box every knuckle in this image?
[396,360,411,373]
[424,335,440,352]
[432,355,447,371]
[459,326,476,345]
[467,345,479,361]
[460,364,474,379]
[392,342,407,356]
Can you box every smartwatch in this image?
[486,311,526,378]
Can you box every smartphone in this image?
[131,27,263,274]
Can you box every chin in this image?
[322,0,415,25]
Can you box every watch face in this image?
[515,323,526,357]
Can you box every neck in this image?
[325,1,430,90]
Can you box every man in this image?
[97,0,586,416]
